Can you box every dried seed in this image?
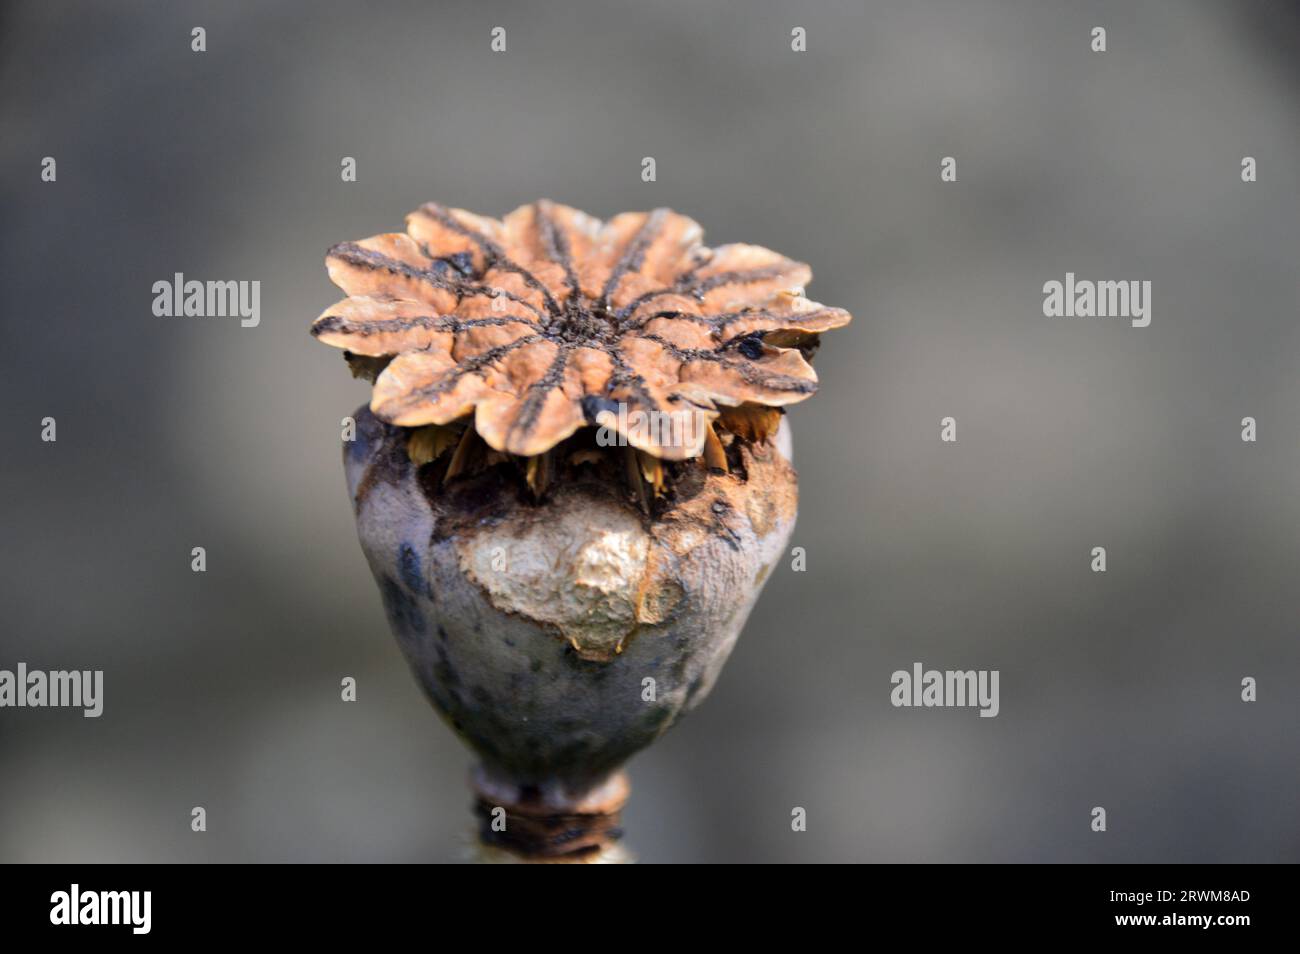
[703,423,729,472]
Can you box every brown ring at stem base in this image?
[471,768,631,862]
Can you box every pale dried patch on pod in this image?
[459,505,655,662]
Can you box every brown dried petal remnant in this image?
[312,200,851,461]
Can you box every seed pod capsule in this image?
[313,201,851,861]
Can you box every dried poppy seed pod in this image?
[313,201,850,861]
[345,405,797,861]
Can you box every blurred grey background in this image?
[2,0,1298,863]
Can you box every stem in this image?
[470,767,632,863]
